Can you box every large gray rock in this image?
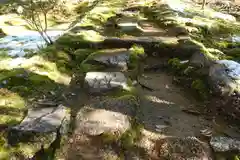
[210,136,240,152]
[92,49,130,69]
[9,105,70,158]
[209,60,240,96]
[85,72,129,93]
[155,137,213,160]
[75,107,131,136]
[13,105,69,132]
[189,52,214,68]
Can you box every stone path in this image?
[2,0,240,159]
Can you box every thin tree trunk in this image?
[202,0,206,9]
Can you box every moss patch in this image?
[0,89,25,126]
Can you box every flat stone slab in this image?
[76,108,131,136]
[210,136,240,152]
[117,17,139,32]
[85,72,129,93]
[93,49,130,69]
[13,105,69,132]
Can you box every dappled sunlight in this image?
[0,88,25,126]
[0,56,71,85]
[145,95,175,105]
[76,30,104,42]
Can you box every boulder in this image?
[154,137,213,160]
[189,52,214,68]
[208,60,240,96]
[8,105,70,158]
[92,48,130,69]
[13,105,69,132]
[210,136,240,152]
[75,107,131,136]
[84,72,129,93]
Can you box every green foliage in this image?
[235,155,240,160]
[119,119,143,150]
[0,49,11,59]
[74,49,95,63]
[167,58,186,73]
[12,0,60,44]
[130,44,145,55]
[129,44,145,69]
[191,79,209,100]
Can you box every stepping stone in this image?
[138,21,167,36]
[13,105,69,133]
[117,17,139,32]
[92,48,130,69]
[85,72,129,93]
[8,105,70,158]
[76,108,131,136]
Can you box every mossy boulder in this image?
[6,105,70,159]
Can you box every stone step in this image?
[88,48,130,70]
[84,72,129,93]
[8,105,70,159]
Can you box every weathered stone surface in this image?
[189,52,214,68]
[75,107,131,136]
[210,136,240,152]
[92,49,130,69]
[155,137,213,160]
[85,72,129,93]
[8,105,70,158]
[91,96,137,116]
[117,22,139,32]
[13,105,69,132]
[209,60,240,96]
[117,17,139,32]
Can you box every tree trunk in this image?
[202,0,206,9]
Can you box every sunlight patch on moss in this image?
[76,30,104,42]
[0,56,71,85]
[0,89,25,125]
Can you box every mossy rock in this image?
[7,130,56,159]
[73,49,96,63]
[191,79,210,100]
[128,44,145,69]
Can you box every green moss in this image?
[74,49,95,63]
[130,44,145,55]
[167,58,186,73]
[191,79,209,100]
[0,49,11,59]
[100,132,119,145]
[77,63,105,73]
[99,118,143,152]
[119,119,143,150]
[235,155,240,160]
[0,89,25,126]
[128,44,145,69]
